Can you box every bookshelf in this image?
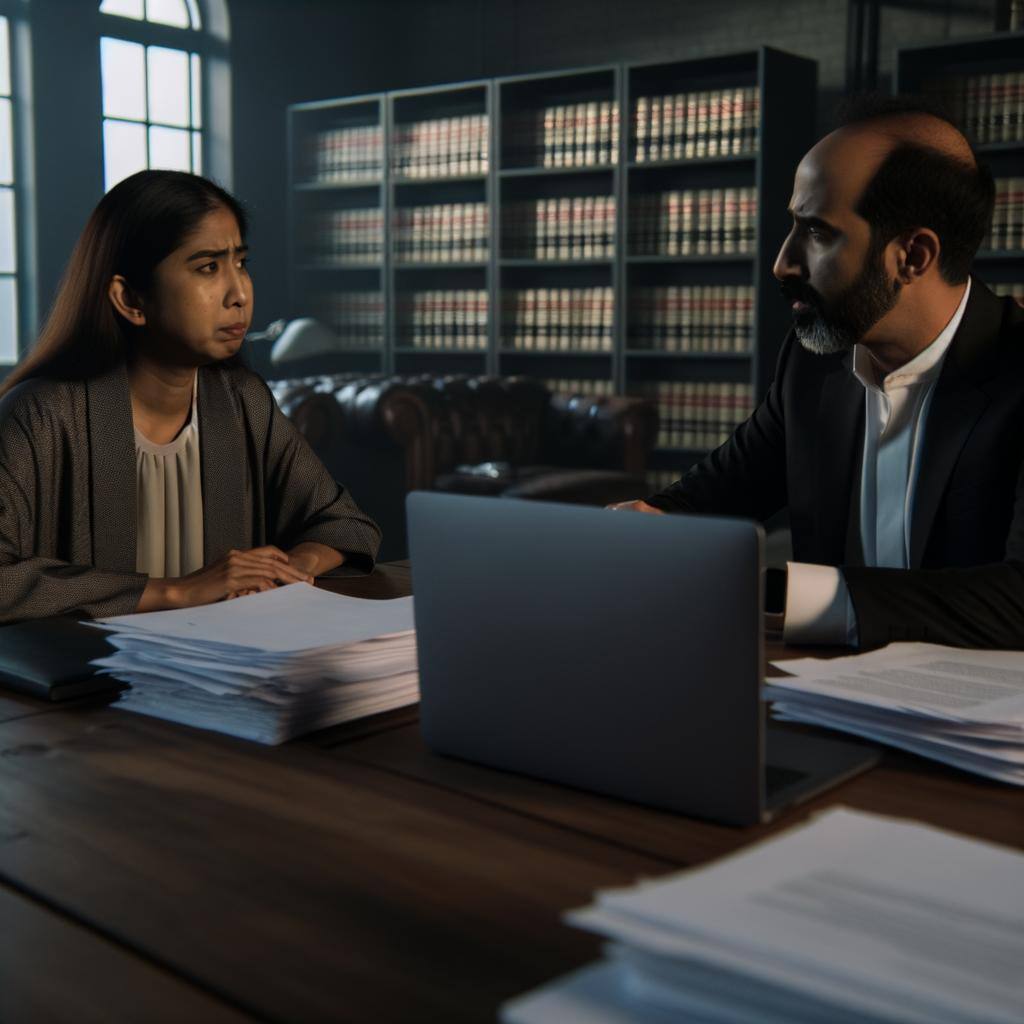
[896,31,1024,306]
[286,49,818,475]
[287,92,387,375]
[389,80,493,376]
[622,50,815,475]
[496,65,620,392]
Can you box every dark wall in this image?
[230,0,992,324]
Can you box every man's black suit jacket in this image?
[647,280,1024,649]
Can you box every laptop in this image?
[406,492,878,827]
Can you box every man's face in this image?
[773,130,901,356]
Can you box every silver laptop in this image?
[406,492,878,826]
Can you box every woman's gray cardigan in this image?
[0,361,381,623]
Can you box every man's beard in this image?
[782,245,901,356]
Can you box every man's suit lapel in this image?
[814,351,864,564]
[909,282,1002,568]
[86,364,137,571]
[198,367,250,562]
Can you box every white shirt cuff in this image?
[783,562,858,646]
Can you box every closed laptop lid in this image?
[407,493,765,826]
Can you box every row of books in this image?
[502,287,614,352]
[502,196,616,260]
[634,87,760,163]
[925,72,1024,146]
[985,178,1024,252]
[504,102,620,168]
[542,377,616,399]
[304,125,383,184]
[392,114,489,179]
[314,290,384,349]
[629,285,754,353]
[396,289,489,350]
[305,210,383,265]
[630,188,758,257]
[394,203,489,263]
[992,282,1024,305]
[637,380,754,450]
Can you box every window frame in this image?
[98,0,232,190]
[0,2,33,368]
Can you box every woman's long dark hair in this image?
[1,170,248,396]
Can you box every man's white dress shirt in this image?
[784,280,972,645]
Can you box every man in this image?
[614,96,1024,649]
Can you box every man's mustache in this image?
[779,280,821,307]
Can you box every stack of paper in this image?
[502,808,1024,1024]
[90,584,418,744]
[765,643,1024,785]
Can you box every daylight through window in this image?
[100,0,203,191]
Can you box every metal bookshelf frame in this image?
[286,48,818,465]
[896,30,1024,297]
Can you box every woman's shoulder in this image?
[0,376,83,430]
[207,361,274,403]
[203,362,282,429]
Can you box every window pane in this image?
[104,118,147,191]
[0,276,17,363]
[190,52,201,128]
[149,125,190,172]
[101,37,146,121]
[191,129,202,173]
[0,16,10,97]
[100,0,145,19]
[146,0,190,29]
[184,0,202,29]
[0,99,11,184]
[147,46,189,127]
[0,189,14,273]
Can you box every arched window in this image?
[0,9,20,363]
[99,0,230,191]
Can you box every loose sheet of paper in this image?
[97,583,415,653]
[769,643,1024,723]
[764,643,1024,783]
[569,808,1024,1024]
[504,808,1024,1023]
[90,586,419,743]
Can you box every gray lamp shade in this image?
[269,318,341,364]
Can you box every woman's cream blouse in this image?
[134,377,204,578]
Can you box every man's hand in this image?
[606,499,665,515]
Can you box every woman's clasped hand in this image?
[145,546,315,609]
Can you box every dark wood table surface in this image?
[1,560,1021,1022]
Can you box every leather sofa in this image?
[270,374,658,560]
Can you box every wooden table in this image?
[1,562,1021,1022]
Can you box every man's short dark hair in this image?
[835,94,995,284]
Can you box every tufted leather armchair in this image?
[270,374,658,560]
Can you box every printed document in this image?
[502,808,1024,1024]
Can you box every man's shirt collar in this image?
[853,278,972,392]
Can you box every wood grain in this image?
[336,723,1024,864]
[0,882,255,1023]
[318,561,412,601]
[0,707,666,1024]
[0,690,53,723]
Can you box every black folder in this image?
[0,616,126,701]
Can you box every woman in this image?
[0,170,380,623]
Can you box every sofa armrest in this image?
[274,384,344,454]
[545,394,658,475]
[341,380,440,492]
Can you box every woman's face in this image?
[136,205,253,366]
